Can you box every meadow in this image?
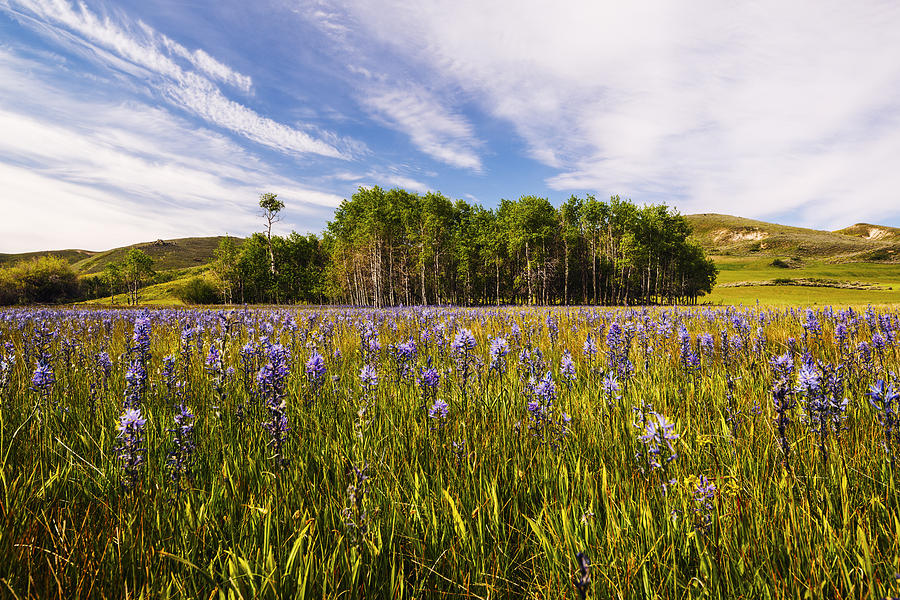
[1,305,899,598]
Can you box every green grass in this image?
[700,255,900,305]
[706,284,900,306]
[2,306,900,598]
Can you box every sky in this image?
[2,0,900,252]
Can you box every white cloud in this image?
[311,0,900,225]
[362,85,483,172]
[1,0,353,159]
[0,50,344,251]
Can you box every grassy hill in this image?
[685,214,900,305]
[74,236,241,274]
[685,213,900,262]
[0,248,96,267]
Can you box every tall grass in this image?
[1,305,899,598]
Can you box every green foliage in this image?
[326,188,717,306]
[175,275,220,304]
[122,248,155,306]
[3,306,900,597]
[0,255,80,305]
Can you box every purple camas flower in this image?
[31,361,55,397]
[161,354,177,403]
[804,364,849,465]
[123,360,145,410]
[396,339,417,361]
[418,365,440,390]
[606,323,633,380]
[451,329,476,396]
[306,350,326,381]
[534,371,557,404]
[771,352,793,379]
[601,372,620,406]
[0,351,14,396]
[803,308,822,338]
[796,358,821,395]
[771,352,796,469]
[451,328,476,354]
[583,334,597,359]
[699,333,715,356]
[391,338,417,382]
[258,343,291,469]
[96,351,112,376]
[117,407,146,490]
[359,364,378,388]
[428,398,449,421]
[489,337,510,374]
[546,313,559,342]
[205,345,221,374]
[868,379,900,467]
[560,351,577,385]
[693,475,716,532]
[132,316,151,359]
[166,404,195,492]
[636,411,679,471]
[857,341,873,373]
[677,325,700,372]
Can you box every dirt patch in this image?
[720,278,887,290]
[712,228,768,244]
[863,227,891,241]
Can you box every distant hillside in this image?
[0,248,95,267]
[686,214,900,262]
[834,223,900,242]
[74,236,242,274]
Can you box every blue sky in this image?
[2,0,900,252]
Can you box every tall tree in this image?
[122,248,154,306]
[213,235,239,304]
[259,192,284,302]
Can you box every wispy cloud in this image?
[295,1,484,172]
[363,86,483,172]
[314,0,900,227]
[1,0,356,159]
[0,48,344,251]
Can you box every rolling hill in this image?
[74,236,242,274]
[685,213,900,262]
[1,237,241,274]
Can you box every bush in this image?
[771,258,790,268]
[0,256,81,305]
[175,276,220,304]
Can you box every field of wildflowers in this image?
[1,305,899,598]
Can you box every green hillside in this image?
[684,214,900,305]
[0,248,95,267]
[685,213,900,262]
[74,236,242,274]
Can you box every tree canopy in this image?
[323,188,716,306]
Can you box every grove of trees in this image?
[0,189,717,307]
[323,188,717,307]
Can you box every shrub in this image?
[0,256,81,305]
[175,276,220,304]
[771,258,790,268]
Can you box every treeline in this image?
[323,188,716,306]
[0,189,717,307]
